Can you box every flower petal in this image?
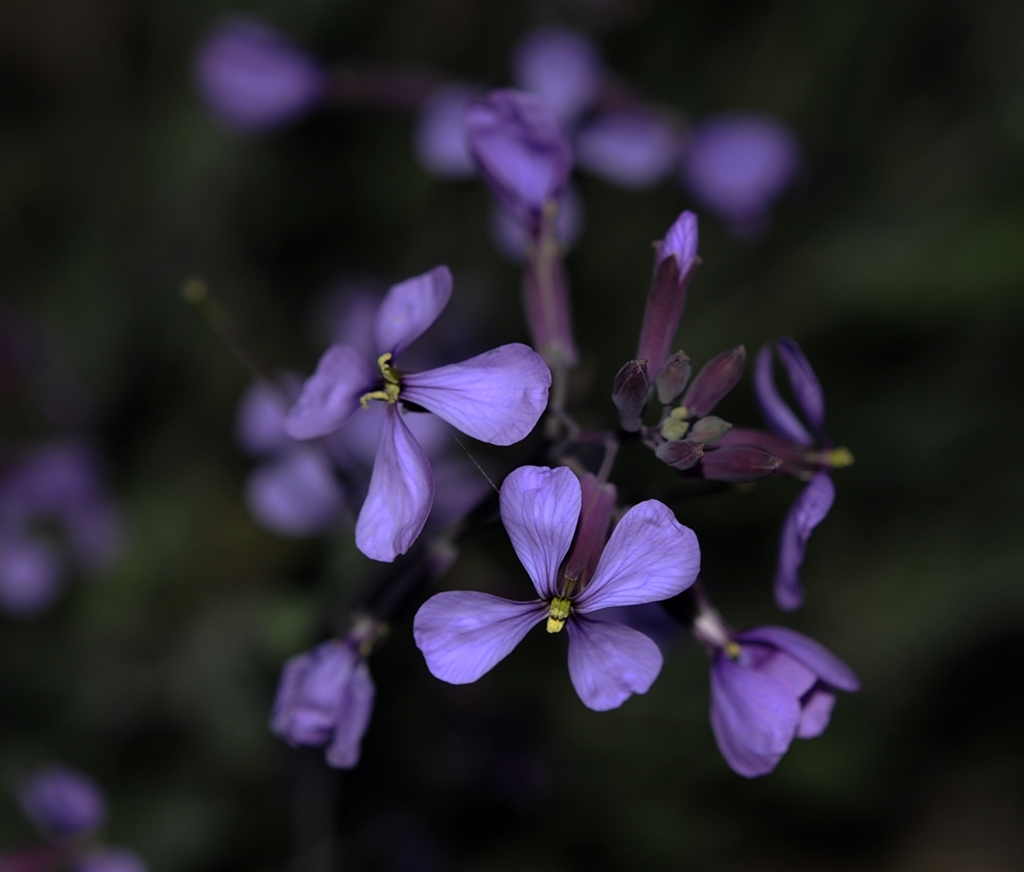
[270,640,358,746]
[498,465,580,600]
[245,446,345,537]
[710,653,800,778]
[797,688,836,739]
[737,625,860,692]
[566,616,663,711]
[355,405,434,562]
[773,472,835,611]
[413,591,546,684]
[284,345,378,439]
[739,644,817,698]
[325,660,376,769]
[776,337,825,435]
[401,343,551,445]
[754,344,813,446]
[576,500,699,612]
[511,27,603,124]
[575,110,683,189]
[375,266,453,358]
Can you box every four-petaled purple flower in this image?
[283,265,550,562]
[413,465,700,710]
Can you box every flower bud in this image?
[686,416,732,446]
[611,359,651,432]
[655,351,691,404]
[655,439,704,471]
[681,345,746,418]
[700,444,780,482]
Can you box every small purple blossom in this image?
[271,636,376,769]
[194,18,326,132]
[510,27,604,125]
[17,765,107,838]
[413,465,700,711]
[283,266,551,562]
[681,114,801,232]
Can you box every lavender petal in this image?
[566,616,663,711]
[235,376,300,456]
[797,688,837,739]
[511,27,603,124]
[413,591,546,683]
[576,110,683,189]
[414,82,484,178]
[738,625,860,692]
[18,766,107,837]
[375,266,453,358]
[324,660,376,769]
[355,405,434,562]
[773,472,836,611]
[245,446,345,537]
[576,500,699,612]
[776,337,826,436]
[710,653,800,778]
[270,640,358,746]
[0,534,63,618]
[401,343,551,445]
[498,465,581,600]
[284,345,378,439]
[754,344,813,445]
[739,643,817,698]
[76,850,148,872]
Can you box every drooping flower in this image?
[693,605,859,777]
[414,465,700,710]
[17,766,107,838]
[270,635,376,769]
[284,266,551,562]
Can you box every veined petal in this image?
[710,653,800,778]
[375,266,453,358]
[797,688,836,739]
[754,344,813,446]
[498,465,580,600]
[401,343,551,445]
[355,405,434,562]
[738,625,860,692]
[576,500,699,612]
[773,472,835,611]
[284,345,378,439]
[566,617,663,711]
[776,337,825,435]
[325,661,376,769]
[740,644,817,698]
[413,591,546,684]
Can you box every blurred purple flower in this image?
[414,465,699,710]
[194,18,325,132]
[707,625,859,777]
[510,27,604,125]
[75,851,147,872]
[18,765,107,838]
[271,637,375,769]
[0,533,62,617]
[414,82,484,178]
[284,266,550,562]
[245,446,345,537]
[575,109,684,189]
[681,114,801,231]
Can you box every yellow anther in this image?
[546,596,571,634]
[670,405,689,420]
[828,447,854,468]
[359,389,393,409]
[359,353,402,407]
[377,352,400,385]
[661,418,690,442]
[725,641,741,660]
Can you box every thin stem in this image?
[182,278,273,382]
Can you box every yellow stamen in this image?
[661,418,689,442]
[546,596,571,634]
[828,447,854,468]
[670,405,689,420]
[359,352,402,408]
[725,641,741,659]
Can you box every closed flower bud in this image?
[681,346,746,418]
[655,439,704,471]
[611,359,651,432]
[655,351,691,404]
[686,416,732,446]
[700,444,780,482]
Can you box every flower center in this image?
[546,596,571,634]
[359,353,402,408]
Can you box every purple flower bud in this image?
[576,110,684,189]
[560,473,616,589]
[655,439,704,471]
[611,360,651,432]
[686,416,732,445]
[0,534,62,617]
[414,82,484,178]
[699,444,780,482]
[194,18,325,132]
[654,351,692,405]
[681,114,801,231]
[511,27,604,124]
[245,446,345,537]
[271,638,376,769]
[18,765,107,837]
[75,850,147,872]
[709,625,859,777]
[635,212,699,377]
[465,90,573,219]
[680,345,745,418]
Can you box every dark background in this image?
[3,0,1024,869]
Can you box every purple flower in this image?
[681,114,801,232]
[413,465,700,710]
[707,625,859,778]
[414,82,484,178]
[271,637,375,769]
[18,765,107,837]
[575,109,684,190]
[0,533,62,618]
[510,27,604,125]
[284,266,551,562]
[194,18,325,132]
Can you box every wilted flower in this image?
[414,465,699,710]
[284,266,550,562]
